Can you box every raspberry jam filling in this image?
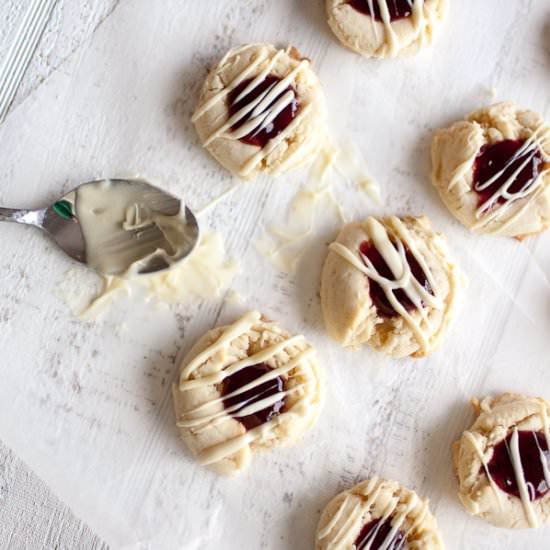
[359,240,432,318]
[227,74,299,148]
[487,430,550,500]
[354,517,406,550]
[222,363,285,430]
[473,139,543,209]
[349,0,414,21]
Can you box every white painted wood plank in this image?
[0,439,107,550]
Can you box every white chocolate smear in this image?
[59,231,237,321]
[255,142,381,273]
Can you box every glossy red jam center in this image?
[473,139,543,209]
[359,240,432,318]
[487,430,550,500]
[222,363,285,431]
[354,517,406,550]
[349,0,413,21]
[227,74,299,148]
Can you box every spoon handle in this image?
[0,207,43,226]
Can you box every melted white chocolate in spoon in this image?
[75,179,197,276]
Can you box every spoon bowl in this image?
[0,178,200,276]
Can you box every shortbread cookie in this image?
[453,393,550,529]
[326,0,447,59]
[316,477,444,549]
[432,102,550,238]
[320,216,464,358]
[173,310,322,475]
[192,43,327,180]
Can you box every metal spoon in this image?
[0,178,200,275]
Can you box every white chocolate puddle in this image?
[58,231,238,320]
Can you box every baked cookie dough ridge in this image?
[317,477,436,548]
[192,44,312,178]
[329,217,442,354]
[460,399,550,528]
[176,310,317,466]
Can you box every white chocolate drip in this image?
[175,311,317,466]
[463,431,504,510]
[506,428,538,527]
[463,402,550,528]
[318,478,435,549]
[192,45,311,177]
[329,217,442,353]
[471,127,550,232]
[365,1,426,58]
[539,402,550,490]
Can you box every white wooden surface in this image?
[1,1,550,549]
[0,439,108,549]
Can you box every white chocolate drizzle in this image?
[329,216,442,353]
[463,402,550,528]
[192,45,311,177]
[175,311,317,466]
[447,124,550,234]
[462,431,504,510]
[363,1,427,58]
[506,429,538,527]
[539,402,550,490]
[318,478,438,549]
[471,126,550,232]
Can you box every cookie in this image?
[320,215,464,358]
[453,393,550,529]
[173,310,322,475]
[192,43,327,180]
[325,0,447,59]
[316,477,444,549]
[432,102,550,239]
